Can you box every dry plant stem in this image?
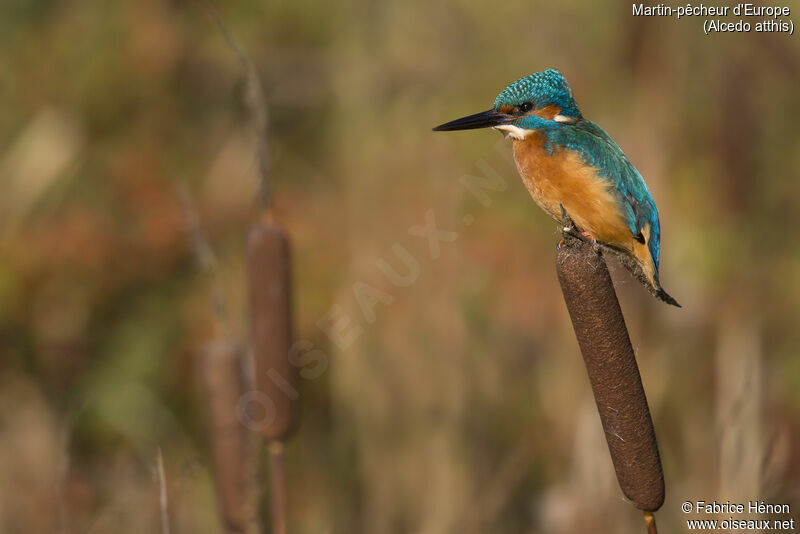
[267,441,288,534]
[555,235,665,512]
[156,448,171,534]
[644,511,658,534]
[177,185,230,332]
[204,1,272,208]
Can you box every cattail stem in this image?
[644,511,658,534]
[555,235,664,512]
[267,440,288,534]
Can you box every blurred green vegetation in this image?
[2,1,800,533]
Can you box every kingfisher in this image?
[433,69,679,306]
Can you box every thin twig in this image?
[204,1,272,210]
[176,185,230,333]
[56,413,76,534]
[156,448,171,534]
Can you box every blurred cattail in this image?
[246,214,297,442]
[205,7,295,531]
[202,339,254,534]
[246,212,296,534]
[556,234,664,530]
[180,185,259,534]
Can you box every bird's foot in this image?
[561,225,590,242]
[560,224,595,245]
[559,204,600,251]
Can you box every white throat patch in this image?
[492,124,531,141]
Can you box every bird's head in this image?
[433,69,582,140]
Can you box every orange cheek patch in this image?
[499,105,515,114]
[530,104,562,120]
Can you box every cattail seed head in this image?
[556,237,665,512]
[246,215,297,442]
[202,339,251,533]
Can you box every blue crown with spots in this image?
[493,69,582,119]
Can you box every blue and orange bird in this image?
[433,69,679,306]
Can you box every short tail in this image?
[605,244,681,307]
[631,236,681,307]
[655,287,681,308]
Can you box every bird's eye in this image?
[517,102,533,113]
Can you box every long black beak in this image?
[432,109,514,132]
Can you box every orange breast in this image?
[512,133,633,248]
[512,133,659,287]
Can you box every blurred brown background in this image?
[2,1,800,532]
